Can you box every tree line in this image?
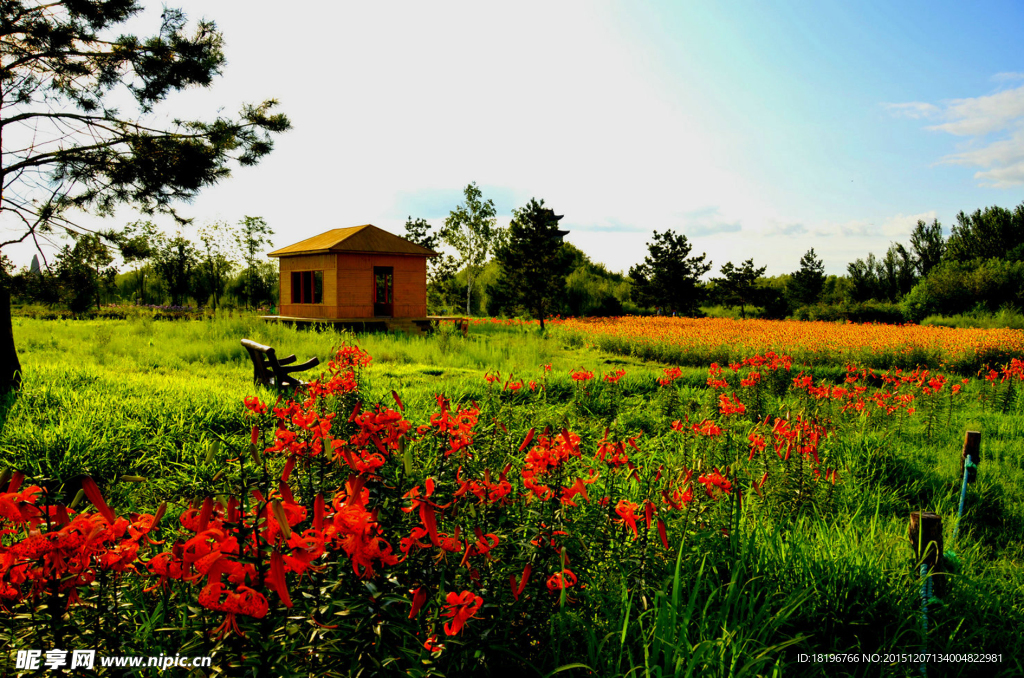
[413,184,1024,326]
[7,216,278,313]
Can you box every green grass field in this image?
[1,315,1023,677]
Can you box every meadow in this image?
[1,314,1023,677]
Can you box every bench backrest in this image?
[241,339,283,388]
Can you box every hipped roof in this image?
[268,224,439,258]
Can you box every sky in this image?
[4,0,1024,276]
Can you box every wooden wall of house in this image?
[335,254,427,318]
[278,253,337,318]
[277,252,427,318]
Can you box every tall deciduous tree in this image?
[234,216,273,310]
[440,182,496,315]
[405,216,460,313]
[152,233,196,307]
[878,243,916,302]
[909,219,945,277]
[628,230,711,316]
[118,220,162,304]
[490,198,571,329]
[788,248,826,306]
[945,203,1024,263]
[0,1,290,392]
[847,254,881,303]
[196,222,235,310]
[53,233,116,313]
[714,259,766,318]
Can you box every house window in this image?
[290,271,323,304]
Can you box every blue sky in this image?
[4,0,1024,276]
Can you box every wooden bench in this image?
[241,339,320,392]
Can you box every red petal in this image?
[81,477,116,524]
[409,586,428,618]
[278,479,295,505]
[281,456,296,483]
[518,428,535,452]
[518,562,531,597]
[198,497,213,533]
[270,550,293,607]
[314,494,325,531]
[657,519,669,550]
[420,503,439,546]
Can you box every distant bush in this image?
[701,305,766,320]
[903,258,1024,320]
[793,301,905,324]
[13,304,212,321]
[921,307,1024,330]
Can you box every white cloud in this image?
[938,128,1024,188]
[882,101,939,119]
[891,81,1024,187]
[676,206,742,237]
[925,85,1024,136]
[992,72,1024,82]
[879,211,938,238]
[767,222,807,236]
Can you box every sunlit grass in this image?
[2,315,1023,676]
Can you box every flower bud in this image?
[153,502,167,526]
[205,440,219,465]
[270,499,292,539]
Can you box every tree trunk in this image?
[0,287,22,393]
[466,273,473,316]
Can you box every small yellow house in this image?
[268,225,437,320]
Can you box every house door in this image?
[373,267,394,317]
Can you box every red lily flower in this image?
[441,590,483,636]
[615,499,639,537]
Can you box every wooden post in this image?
[960,431,981,483]
[909,511,946,597]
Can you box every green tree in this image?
[227,260,277,309]
[714,259,766,318]
[0,1,289,392]
[847,254,881,303]
[440,182,496,315]
[628,230,711,316]
[403,216,437,250]
[196,222,235,309]
[405,215,461,313]
[152,234,197,306]
[788,248,825,307]
[53,234,116,313]
[877,243,916,302]
[424,254,460,314]
[909,219,945,276]
[489,199,572,329]
[234,216,273,309]
[945,203,1024,263]
[118,220,163,304]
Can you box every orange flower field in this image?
[555,316,1024,373]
